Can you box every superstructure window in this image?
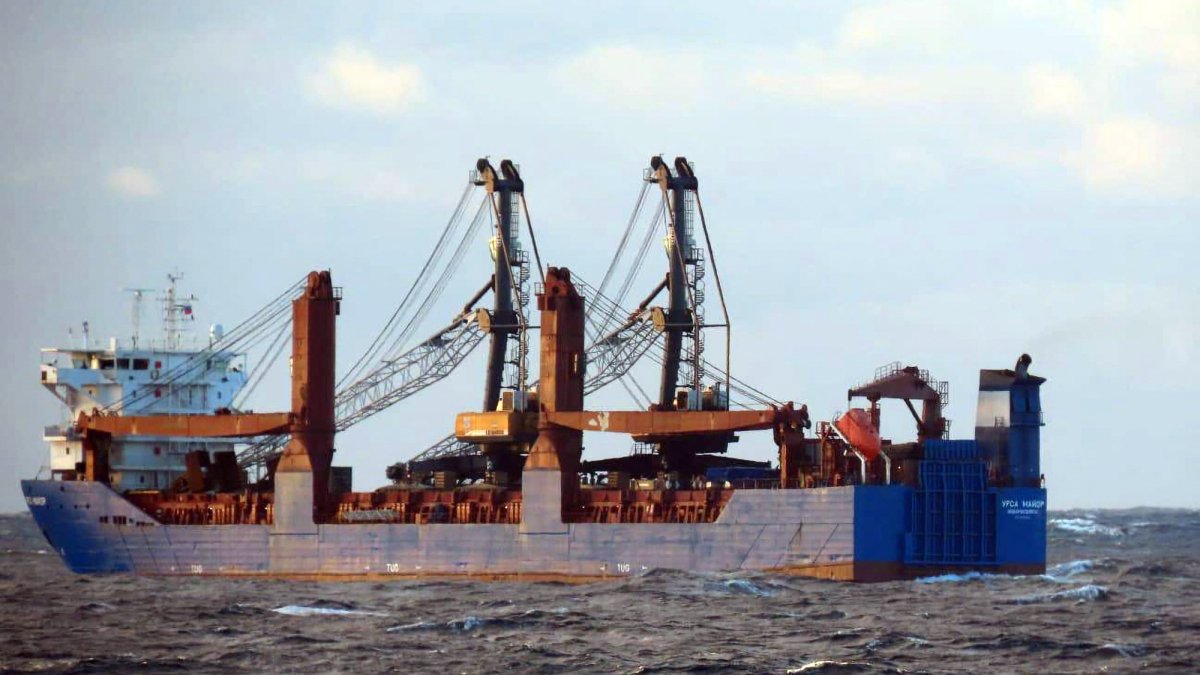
[116,358,130,369]
[133,359,149,370]
[99,359,115,370]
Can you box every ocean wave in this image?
[712,578,775,597]
[1096,643,1147,658]
[1012,584,1109,604]
[76,601,117,614]
[915,571,1011,584]
[864,632,931,651]
[786,660,886,673]
[385,607,574,633]
[272,605,387,617]
[1043,559,1094,581]
[1049,518,1123,537]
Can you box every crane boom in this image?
[238,313,486,469]
[336,313,485,430]
[584,317,661,395]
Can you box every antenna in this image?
[162,272,198,350]
[124,287,156,349]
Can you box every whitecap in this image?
[385,620,438,632]
[450,615,484,631]
[787,660,873,673]
[1014,584,1108,604]
[1099,642,1147,658]
[915,571,1014,584]
[1049,518,1123,537]
[272,605,387,617]
[721,578,775,597]
[1043,559,1093,581]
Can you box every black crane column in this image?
[650,156,698,409]
[475,158,524,412]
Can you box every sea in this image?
[1,508,1196,674]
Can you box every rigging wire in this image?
[518,193,546,285]
[579,273,781,409]
[233,318,291,409]
[593,203,663,341]
[102,275,308,413]
[380,196,491,363]
[596,181,651,299]
[338,182,476,388]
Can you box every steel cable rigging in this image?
[239,185,505,470]
[100,275,308,415]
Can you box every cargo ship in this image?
[22,157,1047,582]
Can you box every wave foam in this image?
[1043,559,1094,581]
[719,578,775,597]
[272,605,387,617]
[1014,584,1109,604]
[787,660,876,673]
[1049,518,1123,537]
[915,571,1015,584]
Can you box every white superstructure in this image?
[39,276,248,490]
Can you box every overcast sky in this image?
[1,1,1196,512]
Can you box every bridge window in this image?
[116,358,130,369]
[133,358,149,370]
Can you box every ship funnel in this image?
[1014,353,1032,380]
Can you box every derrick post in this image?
[524,267,584,527]
[276,270,339,522]
[475,158,524,412]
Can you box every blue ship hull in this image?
[21,479,1046,581]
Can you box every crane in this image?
[238,159,538,480]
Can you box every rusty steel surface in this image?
[77,411,292,438]
[543,408,784,436]
[277,270,339,516]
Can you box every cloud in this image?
[296,154,415,202]
[1097,0,1200,69]
[1025,63,1089,122]
[105,166,159,198]
[838,0,959,53]
[1073,117,1196,197]
[743,68,928,107]
[730,1,1199,199]
[308,44,426,116]
[555,45,706,109]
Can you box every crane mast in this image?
[648,157,701,409]
[474,158,527,413]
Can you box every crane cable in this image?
[518,193,546,285]
[102,275,307,413]
[596,181,650,300]
[233,318,291,408]
[338,182,476,388]
[379,197,491,364]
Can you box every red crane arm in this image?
[76,412,293,438]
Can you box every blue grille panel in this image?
[904,444,997,566]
